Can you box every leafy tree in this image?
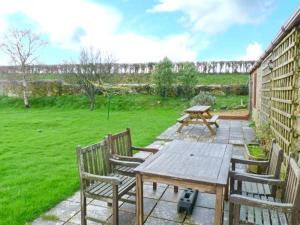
[179,62,198,98]
[152,57,174,97]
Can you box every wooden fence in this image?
[259,27,300,158]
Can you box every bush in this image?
[152,57,175,97]
[190,91,215,106]
[178,62,198,98]
[255,123,273,151]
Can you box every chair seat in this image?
[85,174,135,199]
[115,165,135,176]
[242,181,272,196]
[240,194,288,225]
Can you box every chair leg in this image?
[233,204,240,225]
[153,182,157,190]
[174,186,178,193]
[229,202,234,225]
[80,192,87,225]
[291,211,299,225]
[112,185,119,225]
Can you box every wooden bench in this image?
[177,114,190,123]
[77,139,138,225]
[230,140,283,197]
[229,157,300,225]
[208,115,219,127]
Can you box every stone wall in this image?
[0,80,81,97]
[0,80,248,97]
[0,60,255,75]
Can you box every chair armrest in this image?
[113,154,145,163]
[231,157,269,166]
[230,171,284,186]
[230,171,275,179]
[82,172,121,185]
[109,158,141,168]
[229,194,294,213]
[132,146,159,154]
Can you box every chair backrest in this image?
[108,128,132,157]
[282,157,300,207]
[77,139,111,189]
[267,139,284,178]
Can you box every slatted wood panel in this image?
[108,129,132,157]
[77,140,111,188]
[260,53,272,124]
[270,28,300,156]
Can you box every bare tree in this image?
[73,47,115,111]
[0,29,47,108]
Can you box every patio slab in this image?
[31,119,252,225]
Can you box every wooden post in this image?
[112,184,119,225]
[136,174,144,225]
[215,186,224,225]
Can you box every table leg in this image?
[136,174,144,225]
[215,186,224,225]
[199,113,215,135]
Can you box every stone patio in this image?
[31,119,255,225]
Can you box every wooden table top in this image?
[186,105,211,113]
[134,140,232,186]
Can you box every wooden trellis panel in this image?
[260,54,272,124]
[270,28,300,156]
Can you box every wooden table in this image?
[177,105,219,135]
[134,140,232,225]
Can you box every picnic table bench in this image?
[177,105,219,135]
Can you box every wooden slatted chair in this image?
[230,140,284,197]
[77,139,139,225]
[108,128,159,189]
[229,157,300,225]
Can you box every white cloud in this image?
[0,0,200,63]
[240,42,263,61]
[148,0,274,34]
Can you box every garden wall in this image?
[0,80,249,97]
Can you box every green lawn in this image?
[0,73,249,85]
[0,94,248,225]
[0,108,182,225]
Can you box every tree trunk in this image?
[90,95,95,111]
[22,73,30,108]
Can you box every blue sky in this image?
[0,0,299,65]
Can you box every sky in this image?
[0,0,299,65]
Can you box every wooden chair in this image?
[230,140,284,197]
[108,128,160,189]
[77,139,139,225]
[229,157,300,225]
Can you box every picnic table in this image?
[177,105,219,135]
[134,140,233,225]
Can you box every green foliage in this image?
[152,57,175,97]
[178,62,198,98]
[190,91,215,106]
[255,123,273,151]
[248,145,265,158]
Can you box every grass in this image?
[0,94,248,225]
[248,145,265,158]
[0,73,249,85]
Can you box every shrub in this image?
[178,62,198,98]
[255,123,273,151]
[152,57,175,97]
[190,91,215,106]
